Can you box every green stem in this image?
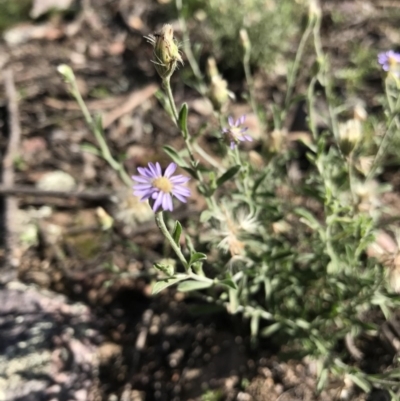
[70,81,131,187]
[162,77,219,211]
[243,49,258,122]
[367,77,400,180]
[175,0,207,94]
[281,14,314,123]
[162,78,179,123]
[193,142,224,172]
[155,212,189,272]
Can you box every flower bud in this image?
[206,57,219,80]
[263,129,287,155]
[353,104,367,121]
[239,28,251,53]
[338,119,362,155]
[206,57,231,111]
[308,0,321,21]
[146,24,183,79]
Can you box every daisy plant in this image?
[58,3,400,394]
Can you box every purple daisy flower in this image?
[378,50,400,76]
[222,115,253,150]
[132,162,190,212]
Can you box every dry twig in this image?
[0,184,113,201]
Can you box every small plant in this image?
[58,1,400,397]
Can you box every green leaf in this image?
[229,287,239,313]
[316,368,328,392]
[216,165,241,187]
[178,103,189,139]
[94,113,103,132]
[200,210,214,223]
[153,263,174,276]
[295,319,310,330]
[181,166,198,179]
[252,171,268,194]
[261,322,281,337]
[177,280,213,292]
[218,279,237,290]
[172,221,182,246]
[185,234,196,254]
[152,276,185,295]
[250,313,260,338]
[294,207,322,231]
[189,252,207,266]
[80,143,101,156]
[347,374,371,393]
[163,145,188,168]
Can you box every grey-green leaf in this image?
[216,165,241,187]
[80,143,101,156]
[163,145,188,168]
[261,322,281,337]
[218,279,237,290]
[189,252,207,266]
[172,221,183,246]
[177,280,213,292]
[152,277,184,295]
[178,103,189,139]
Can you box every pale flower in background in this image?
[338,118,362,155]
[212,208,258,257]
[378,50,400,78]
[222,115,253,150]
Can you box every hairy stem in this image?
[155,212,189,272]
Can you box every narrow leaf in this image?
[218,279,237,290]
[181,166,198,179]
[216,165,241,187]
[189,252,207,266]
[261,322,281,337]
[348,374,371,393]
[152,276,185,295]
[295,319,310,330]
[177,280,213,292]
[163,145,188,168]
[294,207,321,231]
[317,368,329,392]
[178,103,189,139]
[200,210,214,223]
[250,314,260,338]
[80,143,101,156]
[172,221,182,246]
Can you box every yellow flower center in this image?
[152,177,173,193]
[389,55,399,68]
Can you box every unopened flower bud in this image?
[206,57,219,80]
[263,129,287,155]
[239,28,251,53]
[353,104,367,121]
[338,119,362,155]
[308,0,321,20]
[206,57,232,111]
[145,24,183,79]
[355,156,373,176]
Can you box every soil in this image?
[1,0,400,400]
